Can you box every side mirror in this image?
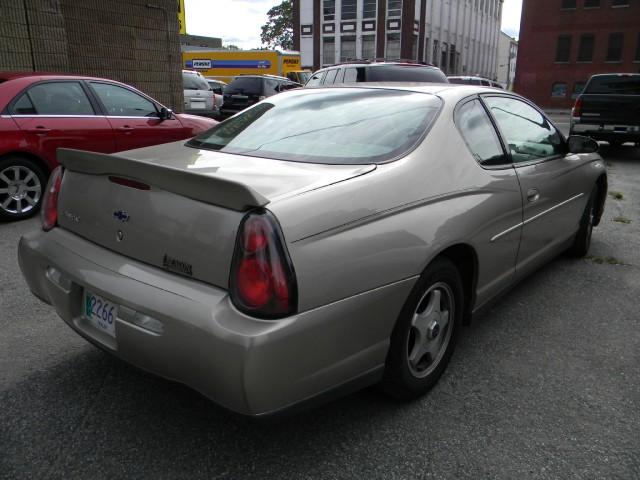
[567,135,598,154]
[159,107,173,121]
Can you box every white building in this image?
[496,31,517,89]
[294,0,504,79]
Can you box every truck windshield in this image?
[187,88,442,165]
[584,76,640,95]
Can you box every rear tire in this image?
[380,257,463,400]
[0,156,47,222]
[568,186,597,258]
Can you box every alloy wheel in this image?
[0,165,43,215]
[406,282,454,378]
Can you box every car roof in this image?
[300,82,521,102]
[317,62,439,71]
[233,74,292,81]
[0,71,120,82]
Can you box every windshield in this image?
[367,66,448,83]
[183,72,210,91]
[584,76,640,95]
[187,88,442,164]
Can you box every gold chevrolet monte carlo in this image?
[19,84,607,415]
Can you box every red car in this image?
[0,72,217,221]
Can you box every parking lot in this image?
[1,135,639,479]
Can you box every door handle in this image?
[26,126,51,134]
[527,188,540,203]
[116,126,134,133]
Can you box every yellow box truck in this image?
[182,50,311,84]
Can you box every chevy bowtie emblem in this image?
[113,210,129,222]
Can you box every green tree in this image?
[260,0,293,50]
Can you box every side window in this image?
[324,68,339,85]
[91,82,157,117]
[15,82,94,115]
[306,71,325,87]
[343,68,358,83]
[455,99,508,167]
[483,96,564,163]
[12,93,37,114]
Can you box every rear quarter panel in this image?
[270,105,524,314]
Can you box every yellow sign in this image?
[178,0,186,35]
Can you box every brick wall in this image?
[0,0,183,110]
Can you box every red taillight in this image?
[230,210,297,318]
[572,96,583,118]
[41,166,64,231]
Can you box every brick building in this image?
[514,0,640,108]
[0,0,183,110]
[293,0,504,78]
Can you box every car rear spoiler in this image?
[57,148,270,212]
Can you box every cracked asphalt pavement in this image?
[1,139,639,479]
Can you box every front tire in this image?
[568,186,597,258]
[0,156,47,221]
[381,257,464,400]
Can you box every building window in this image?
[441,43,448,71]
[572,82,586,98]
[386,33,401,59]
[433,39,439,66]
[411,35,418,61]
[583,0,600,7]
[551,82,567,97]
[362,0,377,19]
[340,36,356,62]
[577,34,594,62]
[450,45,457,73]
[611,0,629,6]
[387,0,402,18]
[606,33,624,62]
[362,35,376,59]
[424,37,430,63]
[555,35,571,62]
[636,33,640,61]
[560,0,576,9]
[323,0,335,21]
[322,37,335,65]
[341,0,357,20]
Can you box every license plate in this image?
[83,291,117,337]
[190,101,206,109]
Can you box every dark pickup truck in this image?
[570,73,640,148]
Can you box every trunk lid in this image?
[56,144,375,288]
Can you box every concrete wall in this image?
[0,0,183,111]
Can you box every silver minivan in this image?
[182,70,218,118]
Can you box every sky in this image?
[184,0,523,49]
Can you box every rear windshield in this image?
[187,88,442,164]
[584,76,640,95]
[367,66,448,83]
[183,72,210,91]
[224,77,264,95]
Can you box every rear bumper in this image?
[570,121,640,142]
[18,228,414,415]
